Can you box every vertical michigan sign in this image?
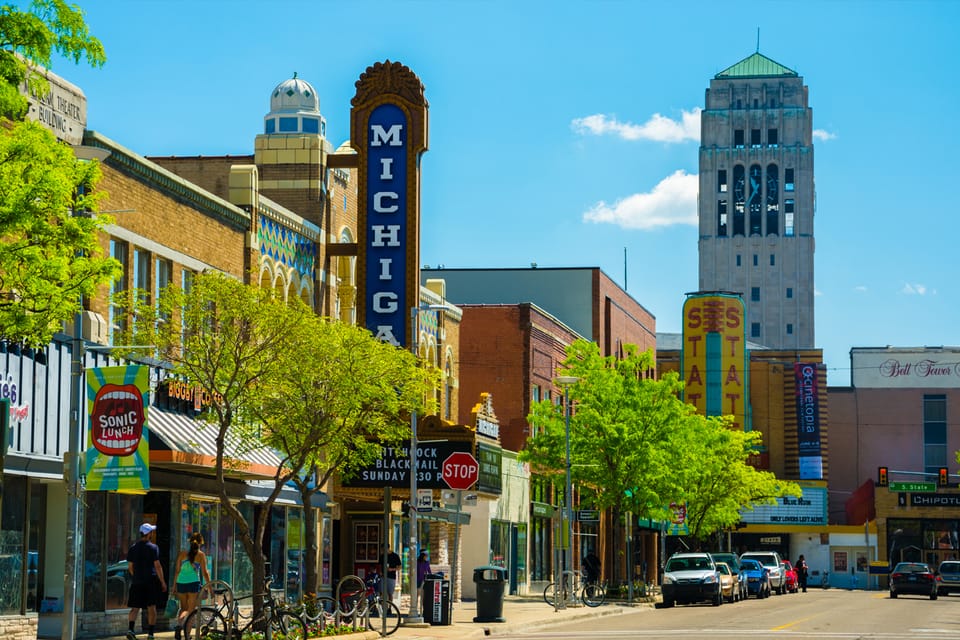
[352,61,429,348]
[681,292,748,430]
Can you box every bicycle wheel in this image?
[336,575,367,618]
[271,610,308,640]
[542,582,569,606]
[183,606,228,640]
[366,599,401,635]
[582,583,606,607]
[302,595,336,630]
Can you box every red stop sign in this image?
[442,452,479,490]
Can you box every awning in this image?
[147,407,284,480]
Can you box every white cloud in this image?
[855,285,867,292]
[813,129,836,141]
[572,109,701,143]
[901,283,935,295]
[582,170,698,230]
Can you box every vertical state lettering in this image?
[365,108,408,346]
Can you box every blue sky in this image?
[49,0,960,386]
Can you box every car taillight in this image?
[891,573,902,580]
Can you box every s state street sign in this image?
[442,451,479,490]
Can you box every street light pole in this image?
[407,305,424,625]
[405,303,450,626]
[63,306,84,640]
[555,375,578,606]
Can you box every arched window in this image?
[748,164,762,236]
[765,164,779,236]
[732,165,746,236]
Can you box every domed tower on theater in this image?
[255,73,336,228]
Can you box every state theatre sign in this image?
[681,292,748,429]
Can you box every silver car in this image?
[938,560,960,596]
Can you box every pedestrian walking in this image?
[383,544,402,602]
[416,551,432,589]
[796,554,809,593]
[126,523,167,640]
[171,532,211,640]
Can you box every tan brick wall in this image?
[89,163,248,320]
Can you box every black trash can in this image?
[473,565,507,623]
[422,573,451,625]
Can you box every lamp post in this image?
[555,375,578,606]
[405,303,449,626]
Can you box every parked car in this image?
[889,562,938,600]
[710,552,747,600]
[782,560,799,593]
[739,558,771,598]
[937,560,960,596]
[661,552,723,607]
[740,551,785,594]
[715,561,741,603]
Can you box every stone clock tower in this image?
[697,52,815,349]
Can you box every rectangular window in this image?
[751,322,761,338]
[279,117,298,132]
[786,323,793,335]
[785,213,795,237]
[134,247,150,296]
[767,128,778,146]
[770,254,775,266]
[785,168,795,191]
[734,129,744,148]
[924,395,947,476]
[751,287,760,302]
[786,287,793,299]
[751,129,761,147]
[736,254,741,267]
[155,257,172,325]
[717,200,728,237]
[109,239,129,342]
[753,254,758,266]
[718,169,728,193]
[343,195,347,211]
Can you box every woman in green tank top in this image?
[171,533,211,640]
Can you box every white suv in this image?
[740,551,785,594]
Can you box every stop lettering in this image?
[442,452,479,490]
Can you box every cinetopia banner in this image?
[85,365,151,491]
[794,362,823,480]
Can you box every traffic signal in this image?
[939,467,949,487]
[877,466,888,487]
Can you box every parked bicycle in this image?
[184,577,307,640]
[543,570,606,607]
[335,573,401,635]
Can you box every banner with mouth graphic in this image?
[85,365,151,491]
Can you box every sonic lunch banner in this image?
[85,365,151,491]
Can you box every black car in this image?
[890,562,938,600]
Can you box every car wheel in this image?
[662,598,675,608]
[939,588,946,596]
[713,591,722,606]
[890,590,897,599]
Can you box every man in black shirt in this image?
[382,544,402,602]
[126,523,167,640]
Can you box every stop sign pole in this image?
[442,451,477,609]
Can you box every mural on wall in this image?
[85,364,151,491]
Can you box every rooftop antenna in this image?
[756,27,760,52]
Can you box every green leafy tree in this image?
[669,414,801,545]
[251,317,439,596]
[118,272,319,611]
[523,339,691,527]
[1,0,105,118]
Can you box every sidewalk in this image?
[111,596,649,640]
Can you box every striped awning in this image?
[147,407,284,479]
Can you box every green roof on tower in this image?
[715,52,798,78]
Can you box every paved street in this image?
[107,589,960,640]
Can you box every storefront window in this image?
[216,502,233,588]
[286,508,303,603]
[105,494,139,609]
[0,474,26,614]
[232,503,254,598]
[490,521,509,568]
[515,524,527,589]
[82,492,106,611]
[321,515,333,593]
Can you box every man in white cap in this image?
[126,522,167,640]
